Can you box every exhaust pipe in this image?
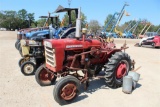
[75,7,81,38]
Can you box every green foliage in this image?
[62,11,87,28]
[88,20,101,35]
[0,9,34,30]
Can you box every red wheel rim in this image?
[60,83,77,101]
[39,68,54,81]
[116,61,128,79]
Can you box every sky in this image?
[0,0,159,26]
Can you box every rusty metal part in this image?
[121,40,129,51]
[81,54,85,65]
[131,59,135,70]
[39,68,55,81]
[60,83,77,101]
[70,49,98,68]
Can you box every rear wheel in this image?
[35,64,57,86]
[53,76,80,105]
[21,61,36,76]
[104,52,131,88]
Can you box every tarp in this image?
[54,5,78,13]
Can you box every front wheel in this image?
[35,64,57,86]
[53,76,80,105]
[20,61,36,76]
[104,52,131,88]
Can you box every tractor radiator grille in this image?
[45,46,56,67]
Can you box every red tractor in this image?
[35,8,134,105]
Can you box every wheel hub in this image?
[116,61,127,79]
[40,69,54,81]
[61,83,77,101]
[24,64,33,74]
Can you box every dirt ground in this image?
[0,31,160,107]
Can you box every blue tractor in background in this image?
[123,19,141,38]
[18,5,78,76]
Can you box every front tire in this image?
[35,64,57,86]
[104,52,131,88]
[53,76,80,105]
[20,61,36,76]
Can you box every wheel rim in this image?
[116,60,129,79]
[24,64,34,74]
[60,83,77,101]
[39,68,54,82]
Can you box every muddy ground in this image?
[0,31,160,107]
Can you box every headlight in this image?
[44,41,52,48]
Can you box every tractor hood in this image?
[44,38,101,50]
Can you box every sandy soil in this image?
[0,31,160,107]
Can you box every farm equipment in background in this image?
[18,6,79,76]
[138,23,152,39]
[34,8,134,105]
[123,19,141,38]
[135,35,160,48]
[15,14,59,51]
[140,35,160,48]
[101,3,129,39]
[109,3,129,38]
[101,12,119,38]
[156,28,160,34]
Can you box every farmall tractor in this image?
[35,8,133,105]
[19,6,79,76]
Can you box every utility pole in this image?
[68,0,72,7]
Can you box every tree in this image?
[17,9,35,28]
[27,13,35,27]
[62,10,87,28]
[104,14,116,32]
[36,18,46,27]
[88,20,101,35]
[0,10,18,30]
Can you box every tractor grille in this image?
[45,46,56,67]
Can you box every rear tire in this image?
[104,52,131,88]
[21,61,36,76]
[17,42,21,50]
[15,40,19,49]
[53,76,80,105]
[35,64,57,86]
